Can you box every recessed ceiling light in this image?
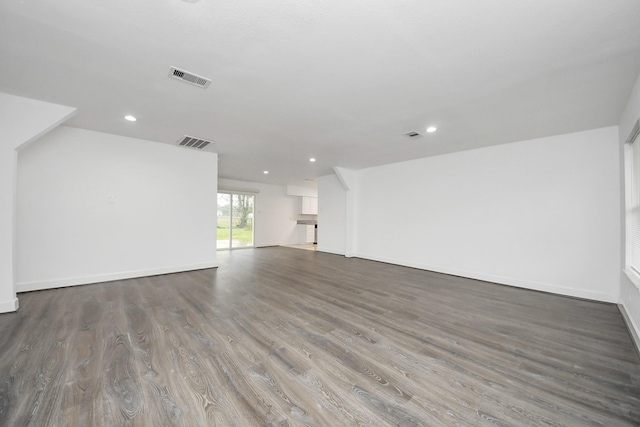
[263,170,269,174]
[426,126,437,133]
[309,158,316,162]
[124,115,137,122]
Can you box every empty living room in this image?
[1,1,640,426]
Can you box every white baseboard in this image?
[0,297,19,313]
[16,262,218,293]
[257,242,288,248]
[351,252,618,303]
[619,303,640,356]
[317,247,345,256]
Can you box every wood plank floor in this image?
[1,247,639,426]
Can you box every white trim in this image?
[619,303,640,356]
[624,142,634,269]
[218,187,260,194]
[625,119,640,145]
[16,262,218,293]
[0,298,19,313]
[257,242,293,248]
[623,268,640,292]
[624,121,640,286]
[352,252,618,303]
[317,247,345,256]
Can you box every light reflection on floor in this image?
[216,239,253,249]
[281,243,317,251]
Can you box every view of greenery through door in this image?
[217,193,254,249]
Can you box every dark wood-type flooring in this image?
[1,247,639,426]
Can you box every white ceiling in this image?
[1,0,639,185]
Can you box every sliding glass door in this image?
[217,192,254,249]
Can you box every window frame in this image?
[624,119,640,290]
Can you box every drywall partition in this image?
[334,167,358,257]
[619,72,640,347]
[16,126,218,291]
[218,178,299,247]
[0,93,76,312]
[354,127,620,302]
[317,174,346,255]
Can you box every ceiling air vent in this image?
[168,66,211,88]
[404,131,422,139]
[177,135,213,150]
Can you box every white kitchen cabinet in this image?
[301,196,318,215]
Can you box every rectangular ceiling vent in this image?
[177,135,213,150]
[168,66,211,88]
[404,131,422,139]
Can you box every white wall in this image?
[218,178,299,247]
[286,183,318,197]
[317,174,346,255]
[352,127,620,302]
[16,126,218,291]
[619,72,640,346]
[0,93,76,312]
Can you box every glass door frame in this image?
[217,191,255,250]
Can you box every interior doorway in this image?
[217,192,255,249]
